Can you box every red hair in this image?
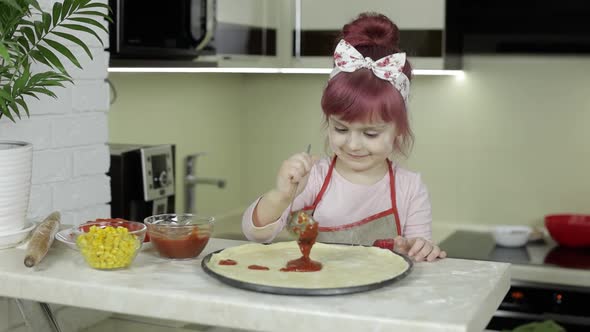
[321,13,414,157]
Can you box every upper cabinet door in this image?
[291,0,448,69]
[208,0,281,67]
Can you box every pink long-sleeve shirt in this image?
[242,158,432,243]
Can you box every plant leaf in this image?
[0,67,9,78]
[8,101,21,119]
[30,50,51,66]
[14,70,29,93]
[74,0,88,15]
[18,19,35,27]
[37,45,67,73]
[28,87,57,98]
[52,2,62,26]
[21,91,40,100]
[16,36,30,52]
[42,12,51,33]
[15,98,30,117]
[44,38,82,68]
[21,26,36,45]
[0,0,22,11]
[61,0,72,20]
[31,71,72,85]
[33,20,44,39]
[75,10,113,23]
[0,41,10,63]
[61,23,103,46]
[23,0,42,12]
[0,89,14,102]
[66,17,107,33]
[82,3,111,13]
[51,31,92,59]
[38,80,66,87]
[0,103,16,123]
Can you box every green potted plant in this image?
[0,0,110,243]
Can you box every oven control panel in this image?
[489,283,590,331]
[501,285,589,316]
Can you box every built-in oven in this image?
[489,281,590,331]
[108,0,216,59]
[440,231,590,331]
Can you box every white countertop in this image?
[0,239,510,332]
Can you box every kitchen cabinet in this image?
[197,0,282,68]
[0,238,509,331]
[202,0,457,71]
[290,0,448,70]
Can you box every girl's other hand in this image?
[393,236,447,262]
[276,152,317,200]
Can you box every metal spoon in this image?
[286,144,315,236]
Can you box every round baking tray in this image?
[201,247,413,296]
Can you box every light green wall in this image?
[405,56,590,226]
[109,55,590,228]
[108,73,245,218]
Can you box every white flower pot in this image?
[0,141,32,234]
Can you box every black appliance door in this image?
[112,0,214,58]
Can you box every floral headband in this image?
[330,39,410,104]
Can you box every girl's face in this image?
[328,116,396,173]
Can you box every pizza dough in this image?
[206,241,410,289]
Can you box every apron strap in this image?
[388,159,402,236]
[306,155,337,210]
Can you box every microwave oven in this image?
[108,0,216,59]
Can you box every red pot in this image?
[544,214,590,248]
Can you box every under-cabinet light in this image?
[108,67,465,76]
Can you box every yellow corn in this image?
[76,225,140,269]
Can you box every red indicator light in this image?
[511,291,524,300]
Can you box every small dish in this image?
[74,219,147,270]
[55,228,77,250]
[0,221,36,249]
[144,213,214,259]
[57,224,151,251]
[493,225,532,247]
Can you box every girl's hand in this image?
[276,152,316,200]
[393,236,447,262]
[253,153,316,227]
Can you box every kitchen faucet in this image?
[184,153,226,214]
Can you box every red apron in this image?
[301,156,401,246]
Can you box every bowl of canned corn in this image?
[74,219,147,270]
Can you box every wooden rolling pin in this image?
[24,211,61,267]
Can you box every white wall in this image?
[0,0,111,226]
[0,0,111,329]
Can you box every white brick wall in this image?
[0,0,111,226]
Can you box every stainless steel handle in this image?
[196,0,217,51]
[185,152,208,176]
[294,0,302,59]
[184,152,226,214]
[185,153,207,214]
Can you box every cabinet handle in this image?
[294,0,302,59]
[196,0,217,51]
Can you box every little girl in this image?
[241,13,446,262]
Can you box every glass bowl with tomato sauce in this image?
[144,214,214,259]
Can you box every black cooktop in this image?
[439,231,590,270]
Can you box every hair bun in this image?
[341,13,400,51]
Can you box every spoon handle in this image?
[287,144,311,216]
